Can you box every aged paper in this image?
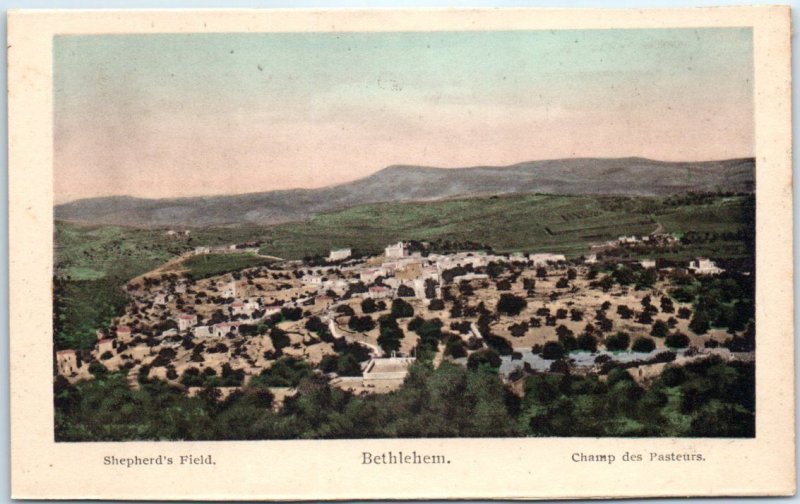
[8,6,794,500]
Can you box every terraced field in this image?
[258,193,753,260]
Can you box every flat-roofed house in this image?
[368,286,392,299]
[116,326,132,339]
[193,325,213,338]
[689,258,725,275]
[385,242,405,259]
[213,322,241,338]
[328,248,352,262]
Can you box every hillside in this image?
[54,157,754,228]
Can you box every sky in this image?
[53,28,754,203]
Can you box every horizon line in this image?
[54,155,755,206]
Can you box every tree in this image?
[605,331,630,351]
[541,341,565,360]
[397,284,415,297]
[497,294,527,316]
[631,337,656,353]
[577,333,598,352]
[651,320,669,338]
[336,304,355,317]
[467,348,501,371]
[361,298,378,314]
[391,298,414,319]
[378,322,405,354]
[637,310,654,325]
[570,309,584,322]
[689,311,711,334]
[496,279,512,291]
[677,307,692,320]
[555,278,569,289]
[444,336,467,359]
[536,267,548,279]
[428,298,445,311]
[617,304,634,319]
[665,332,690,349]
[348,315,375,332]
[567,268,577,280]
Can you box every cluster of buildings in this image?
[55,237,728,395]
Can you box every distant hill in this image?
[54,157,755,228]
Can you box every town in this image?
[55,235,754,407]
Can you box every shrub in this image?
[467,348,501,371]
[576,333,598,353]
[391,299,414,319]
[541,341,565,360]
[665,332,690,349]
[651,320,669,338]
[631,337,656,353]
[428,298,445,311]
[605,332,630,351]
[497,294,527,316]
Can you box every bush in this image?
[391,299,414,319]
[467,348,501,371]
[444,336,467,359]
[665,332,690,349]
[541,341,565,360]
[251,357,312,387]
[397,284,415,297]
[573,331,596,351]
[631,337,656,353]
[361,298,379,314]
[336,304,355,316]
[651,320,669,338]
[497,294,527,316]
[605,332,630,352]
[348,315,376,332]
[689,311,711,335]
[428,298,445,311]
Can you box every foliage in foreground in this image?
[55,358,754,441]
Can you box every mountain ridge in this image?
[55,157,755,228]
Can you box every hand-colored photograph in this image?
[53,28,756,440]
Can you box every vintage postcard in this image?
[8,6,794,500]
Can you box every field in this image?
[258,193,754,260]
[182,253,274,279]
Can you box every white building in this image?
[194,246,211,255]
[368,286,392,299]
[193,325,213,338]
[328,248,352,262]
[640,259,657,269]
[96,338,115,356]
[263,304,282,317]
[213,322,241,338]
[177,313,198,331]
[689,258,725,275]
[385,242,405,259]
[585,254,598,264]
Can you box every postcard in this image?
[8,6,795,500]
